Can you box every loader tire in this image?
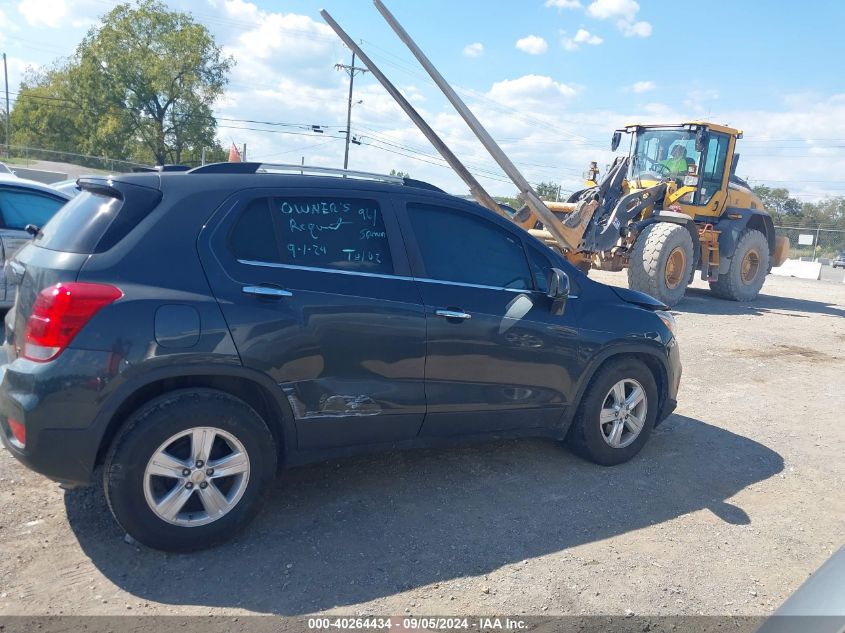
[627,222,694,307]
[709,229,769,301]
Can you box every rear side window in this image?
[0,189,65,230]
[35,191,122,253]
[229,196,394,274]
[407,203,532,290]
[35,183,161,254]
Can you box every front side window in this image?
[632,129,700,182]
[527,246,551,293]
[697,133,730,205]
[0,189,66,230]
[229,196,394,274]
[407,203,532,290]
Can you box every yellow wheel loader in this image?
[515,123,790,305]
[322,3,789,306]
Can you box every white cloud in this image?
[488,75,579,105]
[585,0,652,38]
[628,80,655,93]
[586,0,639,21]
[684,88,720,112]
[463,42,484,58]
[561,28,603,50]
[15,0,107,28]
[17,0,70,27]
[544,0,583,8]
[515,35,548,55]
[619,20,652,37]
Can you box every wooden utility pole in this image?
[3,53,9,158]
[335,51,368,170]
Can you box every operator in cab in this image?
[660,144,690,176]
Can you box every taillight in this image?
[23,282,123,362]
[8,418,25,448]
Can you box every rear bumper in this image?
[0,349,113,486]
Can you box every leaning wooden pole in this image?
[320,9,508,219]
[372,0,581,252]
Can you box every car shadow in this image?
[676,287,844,318]
[65,414,783,615]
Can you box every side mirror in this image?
[547,267,570,315]
[611,131,622,152]
[695,128,709,153]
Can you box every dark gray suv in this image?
[0,164,681,551]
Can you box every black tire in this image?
[575,259,592,274]
[627,222,694,307]
[567,358,658,466]
[103,389,277,552]
[709,229,769,301]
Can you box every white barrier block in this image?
[770,259,822,280]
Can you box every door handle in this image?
[434,309,471,320]
[242,285,292,298]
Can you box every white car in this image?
[0,174,72,308]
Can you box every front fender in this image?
[712,209,776,272]
[558,334,674,437]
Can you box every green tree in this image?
[77,0,233,164]
[752,185,801,221]
[389,169,410,179]
[10,0,232,166]
[535,181,560,201]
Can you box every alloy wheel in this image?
[599,379,648,449]
[143,427,250,527]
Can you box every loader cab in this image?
[621,122,739,218]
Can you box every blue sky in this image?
[2,0,845,199]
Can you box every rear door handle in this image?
[242,285,292,298]
[434,309,471,320]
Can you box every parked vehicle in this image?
[832,252,845,269]
[51,178,84,197]
[0,164,681,551]
[756,546,845,629]
[0,174,71,309]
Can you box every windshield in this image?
[631,129,701,183]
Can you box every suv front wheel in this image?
[104,389,277,551]
[567,359,658,466]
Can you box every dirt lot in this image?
[0,272,843,617]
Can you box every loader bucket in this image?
[773,236,790,267]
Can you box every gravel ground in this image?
[0,272,843,617]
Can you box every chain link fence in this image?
[774,225,845,262]
[2,145,151,174]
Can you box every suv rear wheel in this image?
[104,389,277,551]
[567,358,658,466]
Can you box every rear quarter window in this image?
[35,183,161,254]
[35,191,122,253]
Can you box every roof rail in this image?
[187,161,405,184]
